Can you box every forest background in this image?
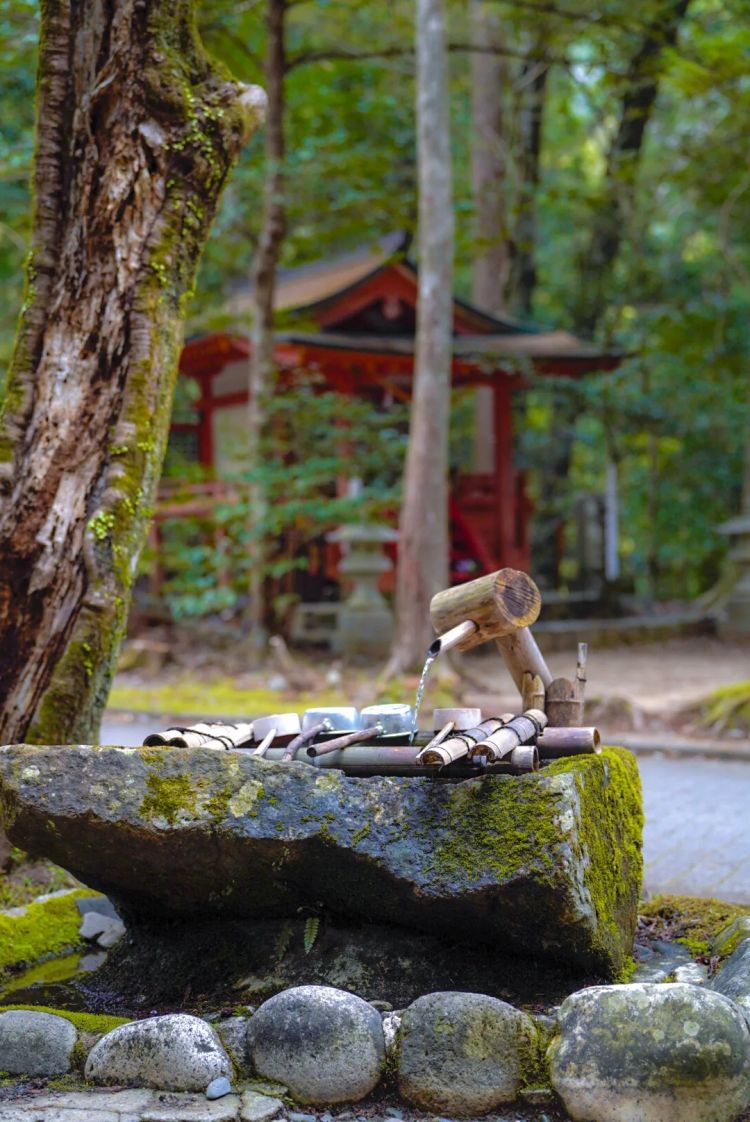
[1,0,748,617]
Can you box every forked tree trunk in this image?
[0,0,263,744]
[246,0,287,650]
[575,0,690,336]
[387,0,454,674]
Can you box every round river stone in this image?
[85,1013,231,1091]
[397,990,537,1116]
[0,1009,77,1076]
[247,985,385,1103]
[550,981,750,1122]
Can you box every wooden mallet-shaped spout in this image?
[429,568,552,693]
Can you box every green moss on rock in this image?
[640,894,750,958]
[0,889,94,975]
[0,1004,128,1036]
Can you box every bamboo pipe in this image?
[233,742,540,775]
[537,727,601,756]
[415,722,455,763]
[419,718,505,767]
[307,725,382,758]
[428,620,478,656]
[495,627,553,693]
[429,568,542,652]
[282,721,329,762]
[477,709,547,762]
[507,745,539,771]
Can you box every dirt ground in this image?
[464,635,750,727]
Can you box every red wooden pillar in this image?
[196,374,215,469]
[493,376,517,569]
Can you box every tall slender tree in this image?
[470,0,510,475]
[246,0,287,651]
[386,0,454,673]
[0,0,263,743]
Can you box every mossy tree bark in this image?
[0,0,264,744]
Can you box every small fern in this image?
[303,915,320,955]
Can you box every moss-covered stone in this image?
[550,982,750,1122]
[0,889,93,976]
[0,744,643,976]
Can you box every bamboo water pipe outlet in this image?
[428,620,478,656]
[429,568,552,693]
[536,727,600,757]
[477,709,548,763]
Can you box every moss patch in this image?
[109,678,343,719]
[425,748,642,976]
[0,1004,128,1035]
[0,890,94,976]
[569,747,643,973]
[639,894,750,958]
[696,679,750,734]
[141,772,200,824]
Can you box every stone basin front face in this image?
[0,744,643,977]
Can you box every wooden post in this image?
[493,379,516,567]
[495,626,552,693]
[521,671,545,712]
[546,678,584,727]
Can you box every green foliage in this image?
[303,915,320,955]
[697,679,750,734]
[152,379,409,620]
[2,0,749,606]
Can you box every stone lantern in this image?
[716,514,750,636]
[327,523,399,657]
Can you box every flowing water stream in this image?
[411,650,436,740]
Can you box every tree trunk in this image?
[575,0,691,336]
[0,0,263,744]
[470,0,510,316]
[246,0,287,651]
[470,0,510,474]
[508,58,548,319]
[387,0,454,674]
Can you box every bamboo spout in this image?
[428,619,478,656]
[429,568,542,653]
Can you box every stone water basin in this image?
[0,743,642,979]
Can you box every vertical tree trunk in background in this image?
[0,0,263,744]
[508,59,548,319]
[470,1,510,317]
[387,0,454,673]
[470,0,510,474]
[576,0,691,337]
[246,0,287,651]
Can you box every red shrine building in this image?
[170,236,618,589]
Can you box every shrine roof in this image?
[275,330,619,367]
[228,234,535,336]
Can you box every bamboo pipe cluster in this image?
[476,709,548,763]
[417,717,505,766]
